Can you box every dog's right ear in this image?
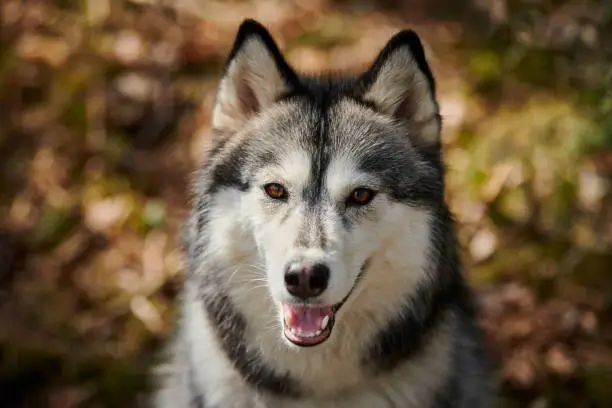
[211,20,300,139]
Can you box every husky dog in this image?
[154,19,495,408]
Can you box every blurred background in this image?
[0,0,611,407]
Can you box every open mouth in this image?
[281,260,370,347]
[282,303,336,347]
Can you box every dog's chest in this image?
[200,370,436,408]
[193,336,443,408]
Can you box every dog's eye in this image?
[347,188,376,206]
[264,183,288,200]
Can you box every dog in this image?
[153,19,496,408]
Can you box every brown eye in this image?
[264,183,287,200]
[348,188,376,206]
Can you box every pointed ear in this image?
[359,30,441,151]
[211,19,300,139]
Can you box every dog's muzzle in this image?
[280,259,370,347]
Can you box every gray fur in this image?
[153,19,497,408]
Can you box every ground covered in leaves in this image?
[0,0,611,407]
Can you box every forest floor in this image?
[1,1,611,407]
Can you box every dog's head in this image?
[204,20,443,348]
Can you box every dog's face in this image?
[205,21,443,347]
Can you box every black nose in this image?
[284,262,330,299]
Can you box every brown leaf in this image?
[16,34,70,68]
[502,347,538,388]
[545,344,577,376]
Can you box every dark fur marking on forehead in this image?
[293,93,333,249]
[278,85,338,229]
[199,287,302,397]
[306,101,330,207]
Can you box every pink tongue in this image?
[283,304,332,332]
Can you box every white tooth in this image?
[291,328,297,334]
[321,315,329,330]
[315,330,321,336]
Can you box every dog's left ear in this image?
[212,19,300,139]
[359,30,441,151]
